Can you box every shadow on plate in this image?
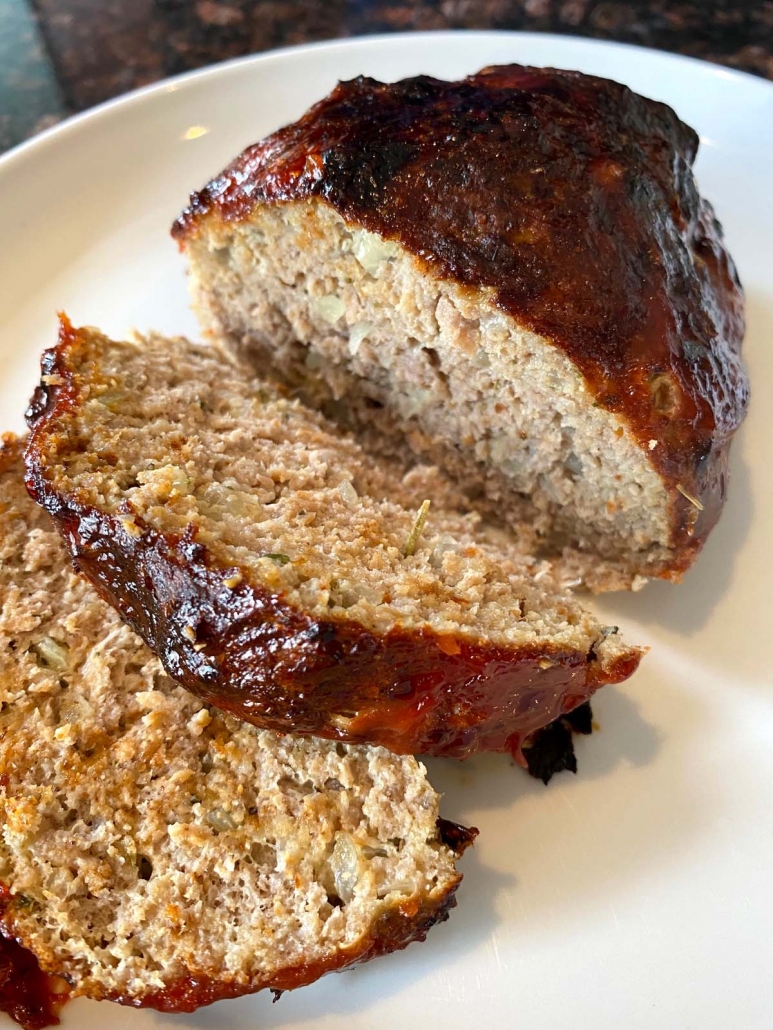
[421,669,713,931]
[422,683,662,814]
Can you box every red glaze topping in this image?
[174,66,748,568]
[0,889,68,1030]
[0,937,63,1030]
[33,492,638,762]
[25,320,641,764]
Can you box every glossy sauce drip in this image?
[0,932,65,1030]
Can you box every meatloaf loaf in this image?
[24,319,642,765]
[173,64,748,590]
[0,434,471,1019]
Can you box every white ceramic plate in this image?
[1,30,772,1030]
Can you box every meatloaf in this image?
[0,434,471,1019]
[173,64,748,591]
[24,319,642,765]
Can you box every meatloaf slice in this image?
[173,65,748,591]
[0,434,471,1016]
[25,319,642,764]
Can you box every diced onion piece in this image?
[59,694,94,726]
[305,349,325,371]
[489,436,511,464]
[352,230,400,275]
[96,389,127,412]
[338,479,359,507]
[377,880,414,899]
[330,832,362,903]
[207,808,238,833]
[32,636,70,672]
[429,534,457,569]
[315,295,346,324]
[137,464,191,500]
[402,387,434,418]
[348,321,373,355]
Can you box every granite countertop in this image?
[2,0,772,154]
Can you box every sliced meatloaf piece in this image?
[0,434,471,1017]
[24,320,642,764]
[173,65,748,591]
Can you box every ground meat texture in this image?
[24,321,642,764]
[0,436,468,1010]
[173,65,748,591]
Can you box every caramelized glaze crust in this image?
[24,323,640,765]
[174,65,748,564]
[22,474,637,764]
[1,435,478,1015]
[0,886,67,1030]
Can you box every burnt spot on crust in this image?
[321,139,416,208]
[437,819,479,857]
[562,701,593,736]
[173,66,748,567]
[524,718,577,785]
[524,702,594,785]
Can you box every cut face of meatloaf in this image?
[25,320,642,765]
[173,65,748,591]
[0,434,471,1014]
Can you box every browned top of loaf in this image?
[173,64,749,556]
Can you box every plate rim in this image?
[0,23,772,1030]
[1,29,771,177]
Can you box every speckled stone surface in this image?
[2,0,772,153]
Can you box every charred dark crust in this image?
[437,818,479,856]
[524,718,577,784]
[173,66,748,576]
[562,700,594,736]
[24,321,641,762]
[523,701,595,785]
